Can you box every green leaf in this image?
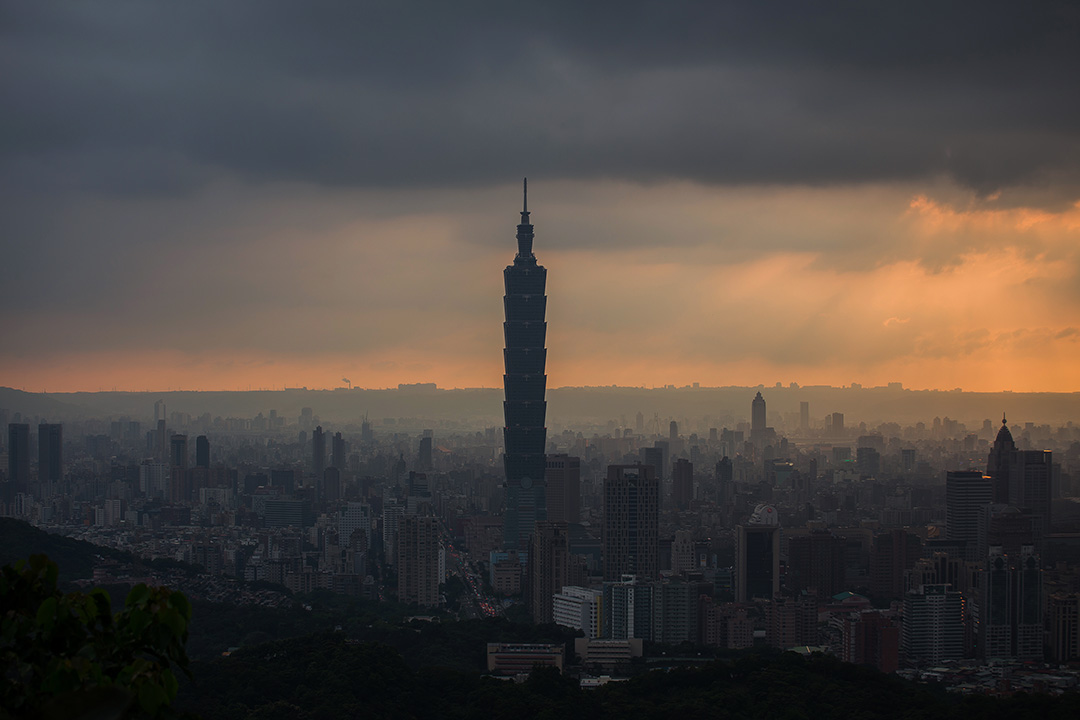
[36,597,58,631]
[138,682,168,714]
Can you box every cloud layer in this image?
[2,2,1079,392]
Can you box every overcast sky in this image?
[3,1,1079,392]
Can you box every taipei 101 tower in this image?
[502,178,548,550]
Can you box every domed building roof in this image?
[994,414,1015,447]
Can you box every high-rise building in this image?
[195,435,210,468]
[870,529,923,601]
[545,454,581,524]
[751,392,766,441]
[332,432,346,470]
[986,415,1017,503]
[672,458,694,510]
[785,529,846,598]
[902,584,965,663]
[603,464,659,581]
[799,401,810,432]
[1009,450,1052,541]
[312,426,326,479]
[38,423,63,491]
[7,423,30,493]
[978,545,1042,661]
[397,514,442,608]
[527,521,570,624]
[169,434,188,469]
[945,470,993,560]
[417,433,433,471]
[736,504,781,603]
[502,180,548,551]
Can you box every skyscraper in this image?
[545,454,581,524]
[312,425,326,479]
[1009,450,1052,541]
[736,504,781,602]
[672,458,693,510]
[603,464,659,581]
[945,470,993,560]
[38,424,63,492]
[7,423,30,494]
[195,435,210,469]
[527,521,570,624]
[750,392,766,441]
[502,179,548,551]
[987,415,1017,503]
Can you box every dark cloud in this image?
[2,1,1079,200]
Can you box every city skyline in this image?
[3,3,1079,394]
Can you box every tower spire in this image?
[523,177,528,213]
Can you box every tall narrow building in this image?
[603,464,659,581]
[502,179,548,550]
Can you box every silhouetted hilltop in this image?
[178,635,1080,720]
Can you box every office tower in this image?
[785,529,846,598]
[603,464,659,581]
[312,426,326,479]
[1009,450,1052,541]
[751,392,766,441]
[870,529,923,601]
[7,423,30,493]
[397,514,442,608]
[669,420,678,442]
[360,418,373,444]
[168,434,188,469]
[195,435,210,468]
[945,470,992,560]
[986,415,1016,503]
[902,584,965,663]
[332,432,346,470]
[799,401,809,432]
[545,454,581,524]
[672,458,693,510]
[736,504,781,602]
[635,411,644,435]
[979,545,1043,661]
[155,420,168,462]
[831,412,845,436]
[418,433,433,471]
[502,180,548,551]
[527,521,570,624]
[640,446,664,484]
[715,456,733,504]
[37,423,63,491]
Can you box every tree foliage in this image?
[1,554,192,719]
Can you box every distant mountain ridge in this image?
[2,384,1077,427]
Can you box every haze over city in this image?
[3,2,1079,394]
